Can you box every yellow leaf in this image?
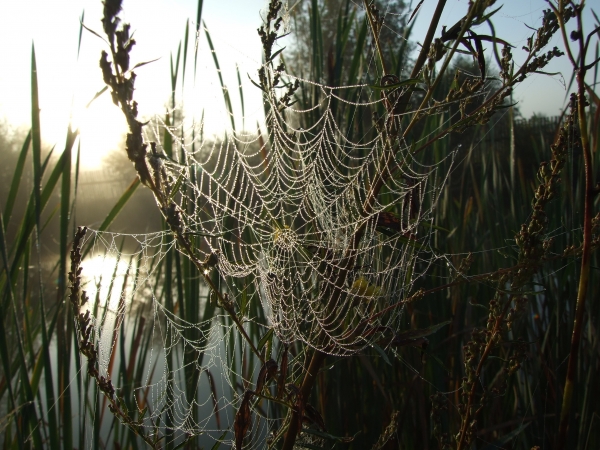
[350,277,382,299]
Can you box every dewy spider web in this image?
[78,78,458,445]
[89,78,456,345]
[75,4,478,447]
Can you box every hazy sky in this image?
[0,0,595,167]
[0,0,268,167]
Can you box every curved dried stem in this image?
[556,1,598,447]
[68,227,161,449]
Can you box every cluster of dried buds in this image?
[430,392,451,449]
[99,1,148,179]
[448,4,572,135]
[507,337,529,375]
[505,295,529,331]
[532,7,575,53]
[514,94,577,283]
[256,0,299,113]
[499,45,513,84]
[458,85,513,132]
[371,410,400,450]
[444,72,483,106]
[507,6,572,85]
[258,0,283,62]
[69,227,115,397]
[100,1,197,264]
[520,47,565,80]
[424,38,446,85]
[68,226,155,445]
[277,77,300,110]
[452,80,580,450]
[68,227,103,382]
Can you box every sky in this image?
[0,0,596,168]
[410,0,597,117]
[0,0,269,167]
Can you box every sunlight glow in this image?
[73,95,128,169]
[81,253,132,312]
[36,92,128,169]
[1,0,267,170]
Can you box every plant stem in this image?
[375,0,447,118]
[456,296,513,450]
[281,349,327,450]
[279,3,451,446]
[363,0,388,75]
[410,0,447,80]
[557,3,594,446]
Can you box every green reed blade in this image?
[78,10,85,59]
[59,125,79,450]
[237,64,244,130]
[163,110,173,160]
[204,21,236,132]
[0,215,43,448]
[80,178,140,259]
[30,43,60,449]
[37,262,59,449]
[161,245,175,435]
[59,126,78,295]
[182,19,190,88]
[31,45,42,220]
[0,217,24,449]
[2,130,31,228]
[332,0,354,85]
[346,18,367,88]
[61,311,74,450]
[7,147,63,280]
[194,0,204,80]
[309,0,323,83]
[93,381,100,450]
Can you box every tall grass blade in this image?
[58,124,78,450]
[171,41,181,110]
[194,0,205,80]
[9,150,69,274]
[31,43,60,450]
[0,215,43,448]
[31,45,42,216]
[204,21,236,132]
[237,64,244,130]
[78,10,85,60]
[182,19,190,88]
[0,216,23,449]
[310,0,323,83]
[3,130,31,227]
[93,177,140,233]
[59,125,77,296]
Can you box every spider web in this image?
[73,6,482,448]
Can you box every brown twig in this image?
[68,226,161,448]
[556,1,597,447]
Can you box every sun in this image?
[40,86,127,171]
[71,93,128,170]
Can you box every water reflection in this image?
[81,253,131,311]
[77,244,248,447]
